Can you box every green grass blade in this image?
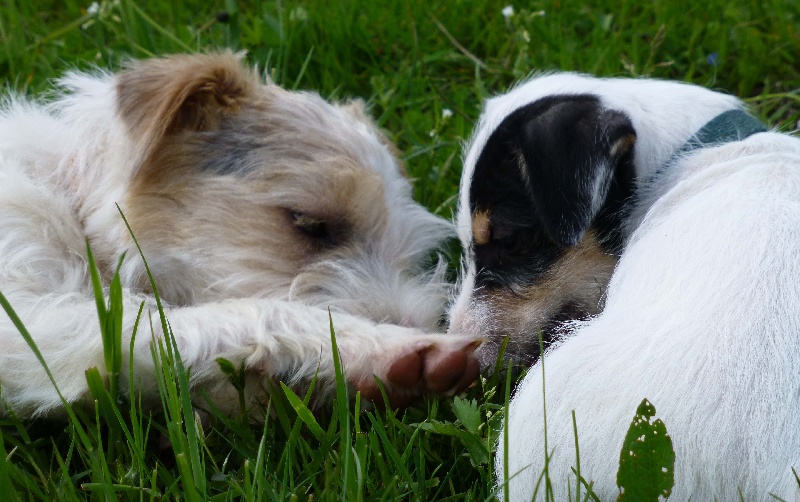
[124,0,193,52]
[85,367,116,425]
[85,240,108,323]
[0,428,14,499]
[251,420,270,502]
[85,241,111,371]
[328,310,354,500]
[291,47,315,90]
[572,409,581,502]
[108,253,127,393]
[280,382,324,440]
[51,443,78,500]
[539,330,553,501]
[174,452,201,502]
[116,204,205,499]
[502,358,512,502]
[366,412,413,489]
[128,300,148,473]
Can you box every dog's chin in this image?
[474,301,591,370]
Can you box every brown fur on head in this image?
[117,52,259,166]
[106,52,451,328]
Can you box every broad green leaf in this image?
[216,357,237,377]
[616,399,675,501]
[452,396,481,433]
[418,420,490,466]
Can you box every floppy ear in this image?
[116,52,259,161]
[513,96,636,247]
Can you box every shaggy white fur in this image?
[0,53,480,416]
[453,73,800,500]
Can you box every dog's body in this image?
[449,73,800,500]
[0,53,479,416]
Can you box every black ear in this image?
[507,96,635,247]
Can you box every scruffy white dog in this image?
[449,73,800,500]
[0,52,480,416]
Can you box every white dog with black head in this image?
[449,73,800,500]
[0,52,480,417]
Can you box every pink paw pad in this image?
[355,340,481,408]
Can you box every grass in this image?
[1,0,799,500]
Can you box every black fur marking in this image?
[469,94,636,288]
[195,130,266,176]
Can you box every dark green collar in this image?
[649,109,768,185]
[674,109,767,157]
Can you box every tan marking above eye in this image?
[609,133,636,158]
[472,209,491,246]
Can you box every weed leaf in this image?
[616,399,675,501]
[452,396,481,433]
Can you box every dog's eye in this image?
[291,211,332,242]
[494,232,519,249]
[481,221,520,250]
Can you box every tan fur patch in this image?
[472,209,491,246]
[474,231,617,358]
[116,52,259,162]
[609,133,636,159]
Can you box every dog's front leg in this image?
[1,293,478,415]
[0,288,160,415]
[157,299,482,409]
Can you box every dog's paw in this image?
[351,335,481,408]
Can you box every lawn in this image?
[1,0,799,500]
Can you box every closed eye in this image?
[482,219,523,250]
[291,211,335,244]
[493,230,520,250]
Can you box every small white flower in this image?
[429,130,437,138]
[442,109,453,119]
[289,7,308,22]
[87,1,100,15]
[502,5,514,18]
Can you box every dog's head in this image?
[448,73,742,364]
[86,53,452,330]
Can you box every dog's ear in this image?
[513,97,636,247]
[116,52,259,158]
